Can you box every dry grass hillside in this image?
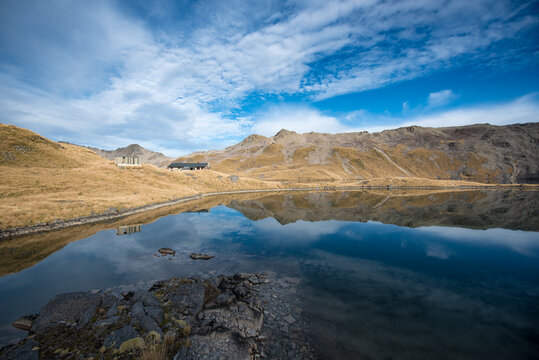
[0,124,282,228]
[176,123,539,184]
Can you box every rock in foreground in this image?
[0,273,314,359]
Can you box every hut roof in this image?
[168,162,208,168]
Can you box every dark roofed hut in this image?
[168,162,210,171]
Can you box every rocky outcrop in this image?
[0,274,314,360]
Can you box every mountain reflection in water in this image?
[0,189,538,359]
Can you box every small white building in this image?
[115,156,141,167]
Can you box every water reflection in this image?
[227,189,539,230]
[116,224,142,236]
[0,190,538,358]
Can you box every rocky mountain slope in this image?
[86,144,173,168]
[176,123,539,184]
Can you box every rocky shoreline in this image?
[0,273,315,359]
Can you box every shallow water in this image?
[1,190,538,359]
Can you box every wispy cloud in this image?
[427,89,457,107]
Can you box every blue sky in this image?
[1,0,538,156]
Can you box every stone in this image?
[31,292,101,333]
[103,325,139,349]
[105,303,118,317]
[93,316,120,328]
[12,315,37,331]
[158,248,175,255]
[189,253,214,260]
[283,315,296,324]
[140,315,163,337]
[142,295,160,308]
[148,280,165,291]
[129,301,145,318]
[7,273,316,359]
[145,307,164,324]
[167,283,205,317]
[100,294,117,308]
[178,331,251,360]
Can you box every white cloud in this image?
[401,94,539,129]
[402,101,410,112]
[354,94,539,133]
[0,0,537,155]
[251,106,346,136]
[427,89,457,107]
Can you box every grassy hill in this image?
[176,123,539,184]
[0,124,281,228]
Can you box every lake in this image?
[1,189,538,359]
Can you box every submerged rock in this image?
[189,253,214,260]
[11,315,37,331]
[158,247,175,255]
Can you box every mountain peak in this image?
[274,129,297,138]
[123,144,143,150]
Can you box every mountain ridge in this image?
[176,122,539,184]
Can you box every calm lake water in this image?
[1,190,538,359]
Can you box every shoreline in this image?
[0,184,533,239]
[1,272,314,359]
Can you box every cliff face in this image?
[177,123,539,184]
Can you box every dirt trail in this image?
[373,147,412,176]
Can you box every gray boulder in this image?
[93,316,120,328]
[103,325,139,349]
[140,315,164,337]
[129,301,146,318]
[145,306,164,324]
[168,283,205,317]
[31,292,101,332]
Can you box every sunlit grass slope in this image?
[0,124,281,228]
